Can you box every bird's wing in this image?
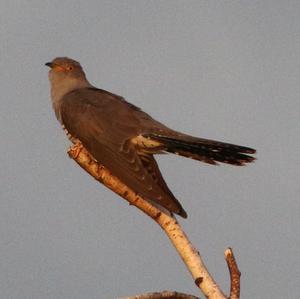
[60,88,186,217]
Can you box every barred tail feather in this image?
[146,134,256,166]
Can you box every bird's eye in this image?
[67,66,73,71]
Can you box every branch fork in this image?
[68,143,241,299]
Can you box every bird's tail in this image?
[145,133,256,166]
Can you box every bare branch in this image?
[224,248,241,299]
[118,290,200,299]
[68,143,238,299]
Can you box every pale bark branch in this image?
[67,143,240,299]
[118,290,200,299]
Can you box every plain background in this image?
[1,1,299,298]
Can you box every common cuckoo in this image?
[46,57,255,218]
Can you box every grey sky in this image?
[1,1,299,298]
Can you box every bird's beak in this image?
[45,62,53,68]
[45,62,66,72]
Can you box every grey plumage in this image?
[46,57,256,218]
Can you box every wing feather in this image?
[60,88,185,216]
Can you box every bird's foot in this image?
[68,142,84,159]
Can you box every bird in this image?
[46,57,256,218]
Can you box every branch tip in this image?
[224,247,241,299]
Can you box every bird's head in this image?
[45,57,87,81]
[45,57,91,102]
